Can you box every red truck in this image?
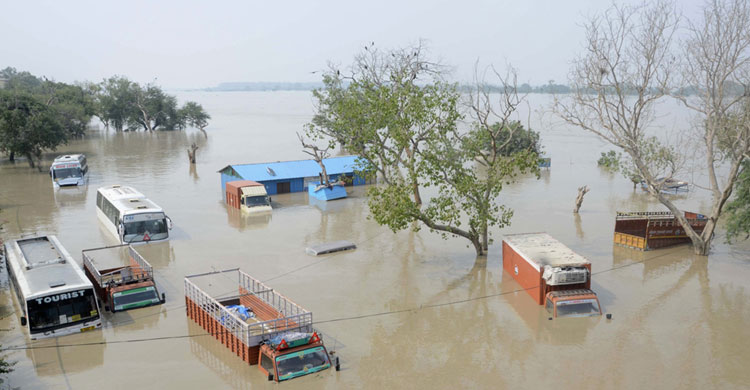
[502,233,601,318]
[82,244,165,312]
[184,268,338,382]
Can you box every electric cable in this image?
[3,246,680,351]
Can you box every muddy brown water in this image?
[1,92,749,389]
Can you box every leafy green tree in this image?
[95,76,136,132]
[598,150,621,170]
[308,44,537,255]
[180,101,210,136]
[0,91,67,168]
[725,161,750,242]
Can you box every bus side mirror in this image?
[166,217,173,230]
[20,317,27,326]
[267,373,274,381]
[161,293,166,303]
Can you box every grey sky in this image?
[1,0,703,89]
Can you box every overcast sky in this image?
[1,0,704,89]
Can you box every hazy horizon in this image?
[2,0,703,89]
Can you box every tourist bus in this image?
[50,154,89,187]
[96,185,172,244]
[4,236,102,340]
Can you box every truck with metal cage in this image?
[502,233,601,318]
[184,268,338,382]
[82,244,165,312]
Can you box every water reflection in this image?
[24,332,105,377]
[224,205,272,231]
[187,320,253,390]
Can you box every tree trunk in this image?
[573,185,589,213]
[472,238,484,257]
[187,143,198,164]
[200,127,207,138]
[9,151,14,161]
[25,153,36,169]
[319,162,329,186]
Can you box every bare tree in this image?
[554,1,710,251]
[187,143,198,164]
[557,0,750,255]
[297,132,332,187]
[574,185,590,213]
[674,0,750,253]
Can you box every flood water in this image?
[1,92,749,389]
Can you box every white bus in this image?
[50,154,89,187]
[4,236,102,340]
[96,185,172,244]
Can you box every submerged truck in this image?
[502,232,602,318]
[82,244,165,312]
[225,180,271,213]
[184,268,338,382]
[614,211,707,251]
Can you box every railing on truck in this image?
[184,268,313,365]
[82,244,154,287]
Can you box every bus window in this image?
[26,290,99,332]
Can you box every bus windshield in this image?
[123,214,168,242]
[555,299,601,318]
[245,195,270,207]
[275,346,331,381]
[53,167,81,179]
[113,286,161,311]
[26,289,99,333]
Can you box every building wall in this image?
[221,167,367,195]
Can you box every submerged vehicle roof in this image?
[4,236,94,300]
[98,185,164,214]
[52,154,86,164]
[226,180,264,190]
[503,232,590,269]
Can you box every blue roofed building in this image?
[218,155,367,195]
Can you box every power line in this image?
[4,245,680,351]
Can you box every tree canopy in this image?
[0,68,211,168]
[308,44,539,256]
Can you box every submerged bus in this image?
[4,236,102,340]
[96,185,172,244]
[50,154,89,187]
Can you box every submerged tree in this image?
[555,0,750,255]
[298,132,332,187]
[181,101,211,137]
[0,91,67,169]
[308,43,537,255]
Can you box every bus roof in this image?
[4,236,94,300]
[98,185,146,201]
[113,197,164,214]
[52,154,85,164]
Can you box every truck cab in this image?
[545,289,602,318]
[108,280,163,312]
[257,332,338,382]
[226,180,271,213]
[240,184,271,213]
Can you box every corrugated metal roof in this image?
[218,155,362,182]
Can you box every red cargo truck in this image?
[502,233,601,318]
[184,268,338,382]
